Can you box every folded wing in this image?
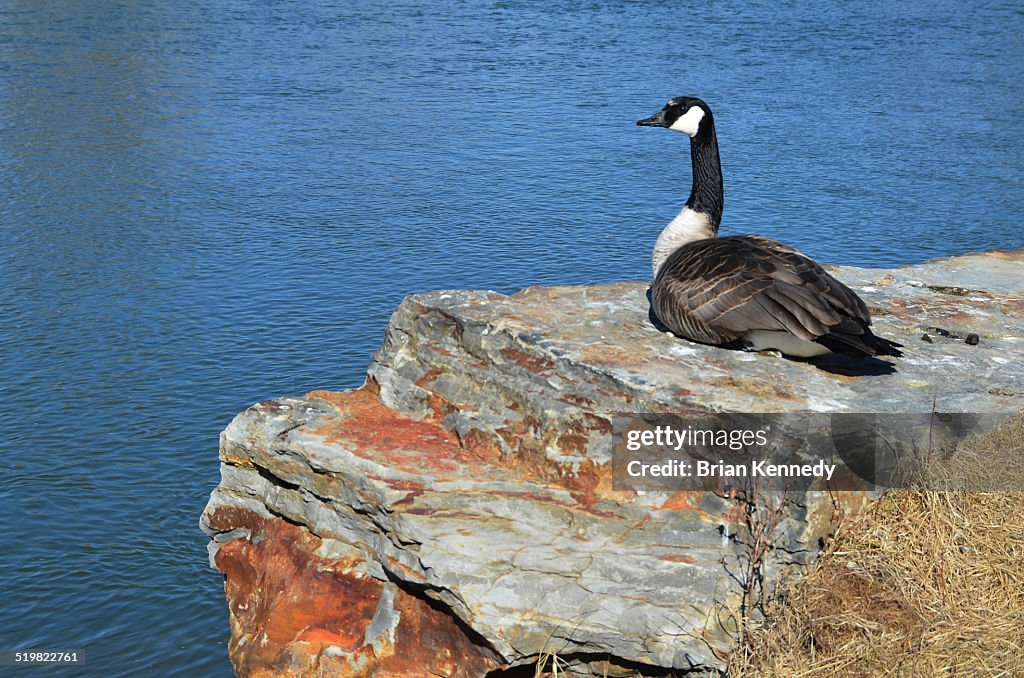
[652,236,902,357]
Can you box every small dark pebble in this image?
[965,333,980,345]
[921,333,933,343]
[925,326,960,339]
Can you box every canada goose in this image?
[637,96,902,359]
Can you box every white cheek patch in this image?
[669,106,705,137]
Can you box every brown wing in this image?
[742,235,870,321]
[651,235,872,346]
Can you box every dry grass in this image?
[729,412,1024,677]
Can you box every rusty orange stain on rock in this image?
[305,390,546,491]
[413,368,461,424]
[379,479,427,501]
[383,555,421,581]
[414,367,446,386]
[499,346,556,374]
[556,426,589,456]
[206,505,270,534]
[565,458,602,505]
[456,427,503,464]
[494,415,541,452]
[212,511,381,672]
[304,389,471,476]
[490,416,609,503]
[655,553,697,564]
[302,388,683,514]
[558,393,596,408]
[211,507,499,677]
[659,492,703,511]
[426,344,454,357]
[362,375,381,395]
[652,495,730,523]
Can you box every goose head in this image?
[636,96,711,138]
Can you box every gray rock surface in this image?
[203,249,1024,676]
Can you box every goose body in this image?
[638,97,902,359]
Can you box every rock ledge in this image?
[202,250,1024,676]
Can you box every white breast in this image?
[652,207,715,277]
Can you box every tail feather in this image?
[814,318,904,358]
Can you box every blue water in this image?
[1,1,1021,675]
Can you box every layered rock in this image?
[202,250,1024,676]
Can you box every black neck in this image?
[686,116,723,232]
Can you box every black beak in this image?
[637,109,669,127]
